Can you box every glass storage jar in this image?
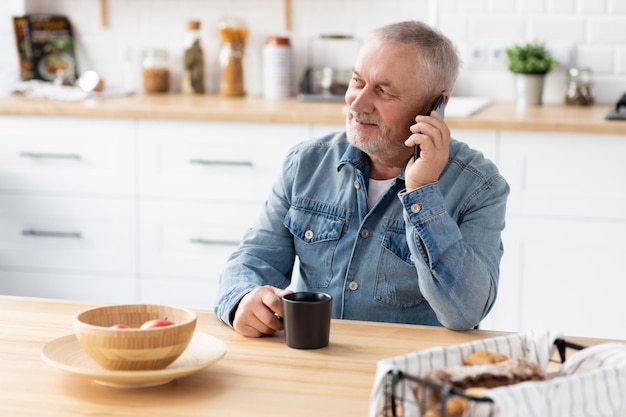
[218,20,248,97]
[565,67,594,106]
[142,48,170,94]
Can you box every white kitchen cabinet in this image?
[480,130,626,340]
[0,269,138,303]
[2,111,625,340]
[0,116,135,196]
[137,120,307,203]
[0,115,136,304]
[135,120,307,308]
[498,131,626,220]
[501,217,626,340]
[137,200,250,309]
[0,194,135,273]
[450,129,498,164]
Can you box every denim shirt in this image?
[214,131,509,330]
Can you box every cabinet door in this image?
[0,269,138,304]
[499,217,626,340]
[138,200,250,279]
[450,129,498,165]
[138,200,256,309]
[0,116,135,196]
[0,195,135,273]
[138,120,306,203]
[499,131,626,220]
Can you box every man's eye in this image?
[351,77,364,87]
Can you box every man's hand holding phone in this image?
[404,94,451,191]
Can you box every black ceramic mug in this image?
[282,292,332,349]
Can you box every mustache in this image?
[348,111,380,125]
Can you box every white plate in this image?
[41,332,226,388]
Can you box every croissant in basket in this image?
[414,350,546,417]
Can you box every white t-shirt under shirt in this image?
[367,178,394,209]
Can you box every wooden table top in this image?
[0,295,616,417]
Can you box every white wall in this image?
[1,0,626,104]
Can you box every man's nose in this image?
[347,88,374,113]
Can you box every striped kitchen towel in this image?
[369,330,626,417]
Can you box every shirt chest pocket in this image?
[285,209,344,243]
[375,219,426,308]
[283,199,347,288]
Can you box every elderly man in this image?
[214,20,509,337]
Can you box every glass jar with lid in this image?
[565,67,594,106]
[142,48,170,94]
[218,19,248,97]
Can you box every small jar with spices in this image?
[142,47,170,94]
[218,20,249,97]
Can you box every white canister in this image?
[263,36,294,98]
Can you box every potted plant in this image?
[505,40,556,108]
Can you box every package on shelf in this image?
[369,329,626,417]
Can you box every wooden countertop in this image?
[0,295,618,417]
[0,93,624,134]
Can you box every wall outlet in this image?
[487,41,511,66]
[468,40,576,69]
[466,42,489,66]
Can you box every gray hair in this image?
[372,21,461,97]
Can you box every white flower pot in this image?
[513,73,545,108]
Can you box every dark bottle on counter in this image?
[182,19,205,94]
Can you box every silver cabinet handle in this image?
[22,229,82,239]
[189,159,252,167]
[20,152,81,160]
[190,238,239,246]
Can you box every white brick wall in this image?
[1,0,625,104]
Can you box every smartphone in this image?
[413,94,446,160]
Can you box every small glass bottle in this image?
[218,20,248,97]
[142,48,170,94]
[182,20,205,94]
[565,67,594,106]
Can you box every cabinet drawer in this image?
[0,195,135,273]
[499,131,626,219]
[139,275,219,310]
[0,269,138,304]
[502,217,626,340]
[138,120,306,203]
[139,200,253,279]
[0,116,135,195]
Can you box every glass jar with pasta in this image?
[218,20,249,97]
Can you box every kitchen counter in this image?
[0,295,620,417]
[0,93,624,134]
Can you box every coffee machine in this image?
[298,34,360,102]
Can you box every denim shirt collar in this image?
[337,144,407,187]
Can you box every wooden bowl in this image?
[73,304,197,371]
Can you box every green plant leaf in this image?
[505,40,556,74]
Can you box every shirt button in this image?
[304,230,314,239]
[410,203,421,213]
[348,281,359,291]
[354,181,361,190]
[360,229,370,238]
